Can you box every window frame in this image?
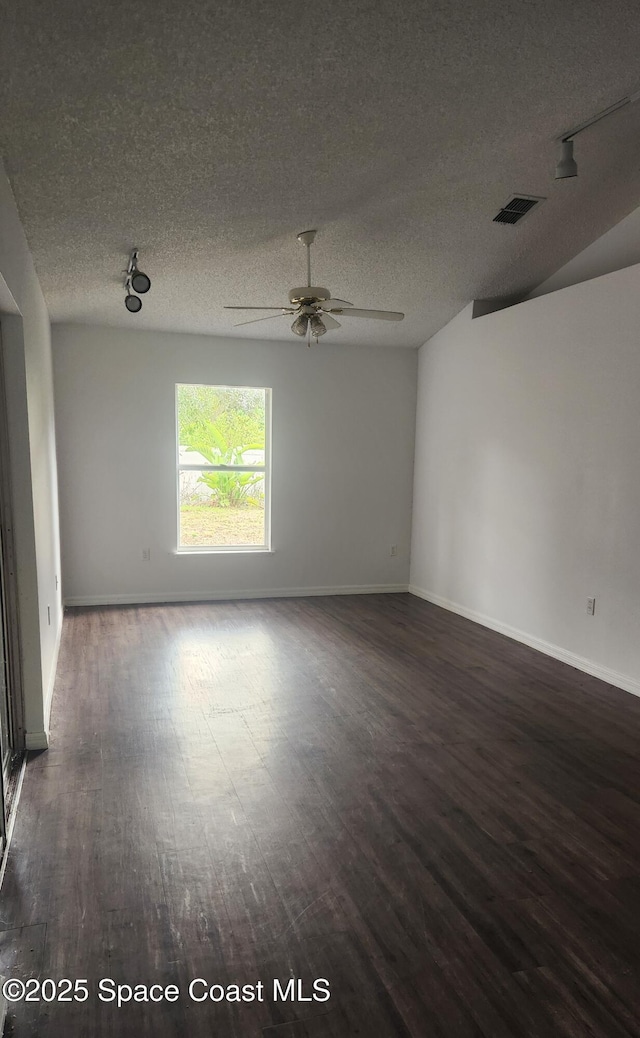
[175,383,272,554]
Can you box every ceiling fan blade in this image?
[329,307,404,321]
[225,306,293,312]
[323,298,353,308]
[234,313,290,327]
[321,313,342,330]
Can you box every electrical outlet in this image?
[586,597,596,615]
[390,544,398,557]
[142,548,151,562]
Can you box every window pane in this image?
[179,470,265,547]
[177,384,265,467]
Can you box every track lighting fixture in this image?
[123,249,151,312]
[125,292,142,313]
[128,249,151,293]
[131,268,151,294]
[554,86,640,180]
[555,139,578,180]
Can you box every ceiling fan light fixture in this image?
[291,314,309,337]
[125,293,142,312]
[309,314,327,337]
[555,139,578,179]
[226,229,404,343]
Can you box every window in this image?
[176,384,271,551]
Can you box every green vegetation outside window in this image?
[176,383,271,551]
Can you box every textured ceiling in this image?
[2,0,640,348]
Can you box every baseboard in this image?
[408,584,640,700]
[64,584,410,608]
[25,730,49,750]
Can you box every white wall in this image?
[528,203,640,299]
[53,324,417,604]
[0,160,62,747]
[410,262,640,696]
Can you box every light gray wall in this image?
[0,160,62,747]
[410,262,640,697]
[53,323,417,604]
[528,203,640,299]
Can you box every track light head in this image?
[555,139,578,180]
[125,293,142,312]
[130,269,151,294]
[126,249,151,293]
[291,314,309,337]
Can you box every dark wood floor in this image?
[1,593,640,1037]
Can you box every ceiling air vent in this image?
[493,195,545,226]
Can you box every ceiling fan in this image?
[224,229,404,345]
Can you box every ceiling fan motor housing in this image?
[288,286,331,305]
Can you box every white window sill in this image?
[173,547,274,555]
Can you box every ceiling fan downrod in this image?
[296,229,317,289]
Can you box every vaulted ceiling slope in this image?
[1,0,640,347]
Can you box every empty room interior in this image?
[1,1,640,1035]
